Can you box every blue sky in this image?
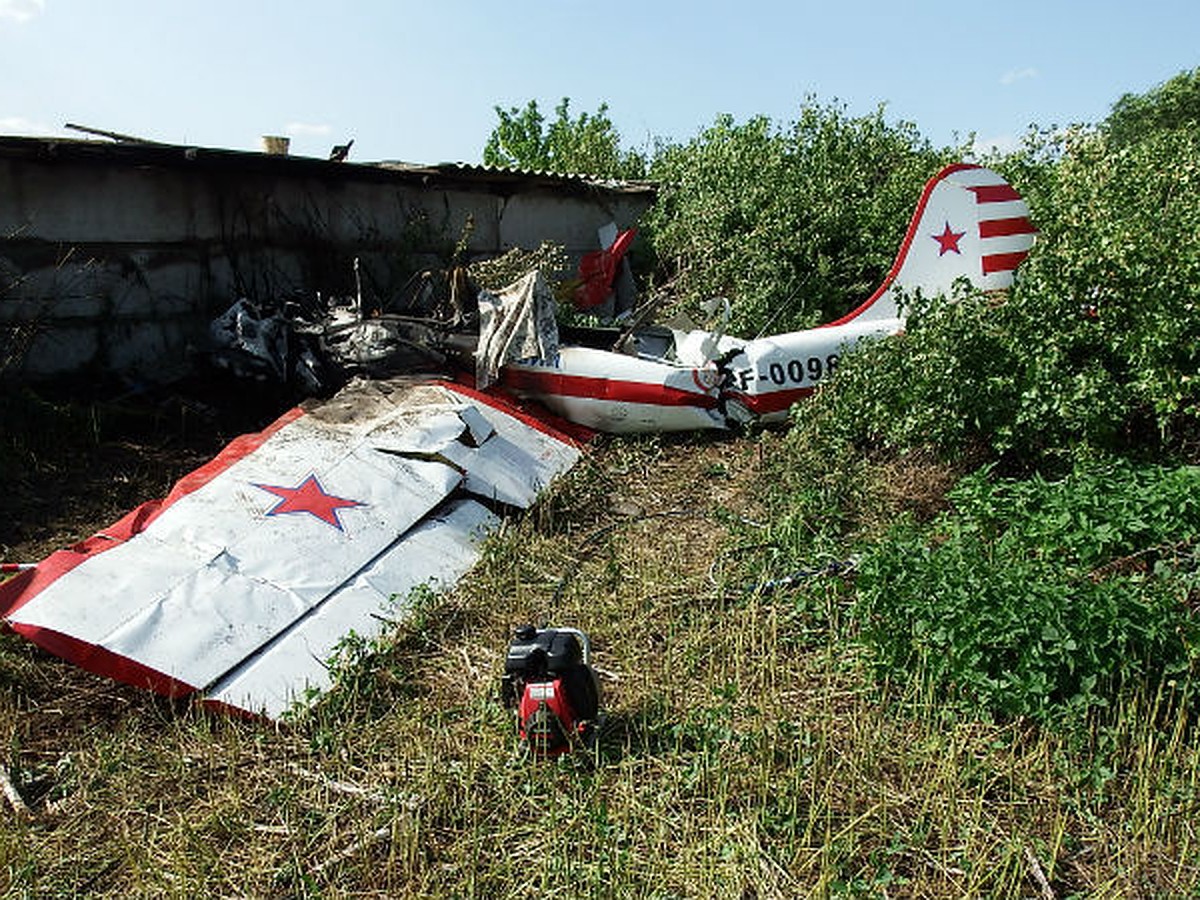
[1,0,1197,165]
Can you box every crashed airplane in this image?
[504,163,1034,432]
[0,163,1033,717]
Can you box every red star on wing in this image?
[255,474,365,531]
[932,221,965,256]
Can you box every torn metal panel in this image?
[318,379,582,509]
[0,377,582,717]
[208,298,291,382]
[5,404,464,690]
[204,497,499,718]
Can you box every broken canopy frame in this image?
[0,379,583,719]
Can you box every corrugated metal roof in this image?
[0,136,656,197]
[400,160,657,194]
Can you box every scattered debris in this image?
[0,765,31,819]
[1,163,1036,716]
[201,164,1033,437]
[574,225,636,317]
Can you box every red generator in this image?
[501,626,600,756]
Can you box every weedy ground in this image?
[1,388,1198,898]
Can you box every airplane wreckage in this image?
[0,163,1034,718]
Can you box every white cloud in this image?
[1000,67,1038,86]
[970,133,1023,158]
[0,0,44,23]
[284,122,331,137]
[0,115,59,136]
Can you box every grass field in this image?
[2,395,1199,897]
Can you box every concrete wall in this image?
[0,138,653,380]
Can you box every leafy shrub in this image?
[789,286,1021,461]
[645,99,955,334]
[853,462,1200,723]
[482,98,646,179]
[1005,124,1200,457]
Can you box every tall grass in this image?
[3,433,1199,896]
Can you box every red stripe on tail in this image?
[979,216,1036,238]
[982,251,1029,274]
[969,184,1022,203]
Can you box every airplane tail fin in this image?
[831,163,1036,326]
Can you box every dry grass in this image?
[3,418,1200,897]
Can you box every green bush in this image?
[790,286,1021,461]
[645,100,955,334]
[853,463,1200,723]
[1006,125,1200,456]
[482,97,646,179]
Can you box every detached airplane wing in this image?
[0,379,582,718]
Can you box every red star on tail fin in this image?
[932,221,965,256]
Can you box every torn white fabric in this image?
[475,270,560,389]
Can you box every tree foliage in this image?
[1105,66,1200,149]
[482,98,645,179]
[645,100,955,333]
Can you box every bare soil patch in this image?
[1,375,297,564]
